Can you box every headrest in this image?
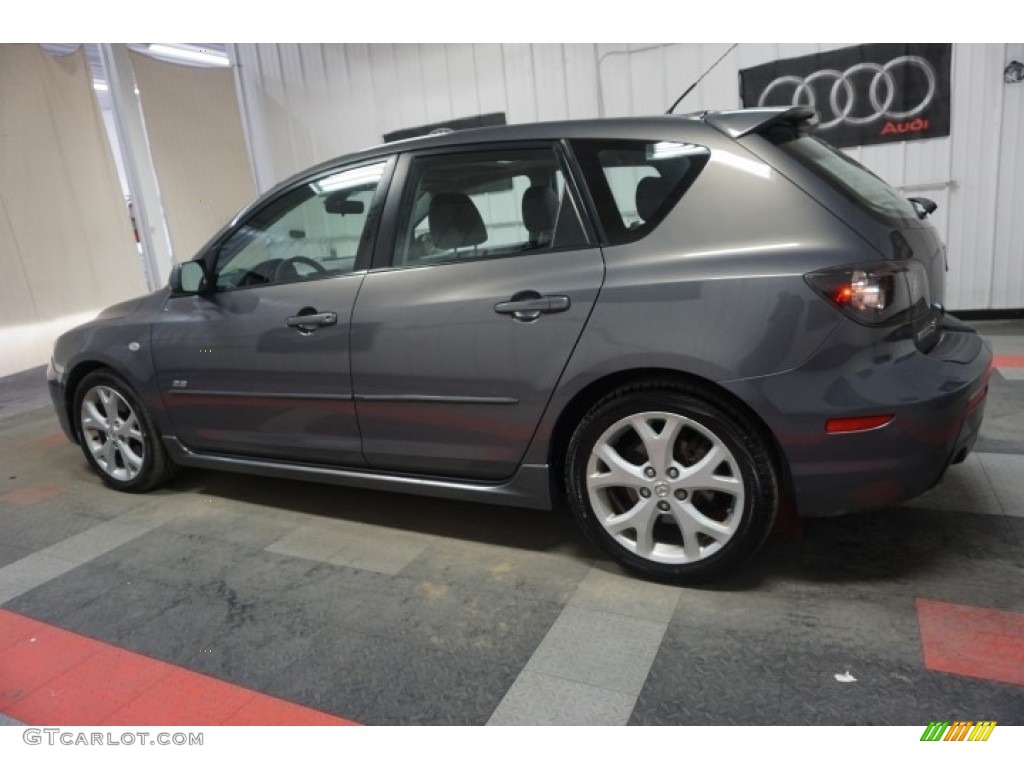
[428,192,487,250]
[635,176,670,223]
[522,186,558,236]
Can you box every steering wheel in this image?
[272,256,327,282]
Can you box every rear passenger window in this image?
[393,147,589,267]
[571,140,710,246]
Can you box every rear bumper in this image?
[724,318,993,517]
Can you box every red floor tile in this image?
[993,354,1024,369]
[0,623,104,706]
[0,610,41,652]
[101,668,257,726]
[222,695,358,726]
[5,646,174,725]
[917,598,1024,687]
[0,610,357,726]
[29,433,70,450]
[0,484,66,505]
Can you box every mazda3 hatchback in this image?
[48,106,992,582]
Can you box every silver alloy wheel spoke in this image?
[605,498,658,555]
[82,400,108,432]
[629,414,684,473]
[682,444,741,495]
[119,442,144,473]
[124,414,143,442]
[673,499,733,542]
[586,410,746,565]
[589,442,647,489]
[80,385,146,482]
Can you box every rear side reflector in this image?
[825,415,894,434]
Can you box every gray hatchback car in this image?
[48,106,992,582]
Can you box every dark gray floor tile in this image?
[633,625,787,724]
[778,638,1024,725]
[342,576,563,664]
[0,542,29,569]
[0,505,101,553]
[161,505,300,550]
[267,629,520,725]
[5,563,135,625]
[399,539,592,605]
[57,575,192,648]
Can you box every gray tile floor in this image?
[1,319,1023,725]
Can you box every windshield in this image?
[776,136,919,224]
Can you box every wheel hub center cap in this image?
[654,482,670,498]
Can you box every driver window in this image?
[214,162,386,291]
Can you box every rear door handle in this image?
[494,292,571,322]
[286,311,337,332]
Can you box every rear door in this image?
[350,142,605,480]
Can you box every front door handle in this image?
[286,310,337,333]
[494,292,571,322]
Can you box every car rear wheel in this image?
[565,383,779,583]
[74,370,175,492]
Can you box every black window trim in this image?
[369,140,599,273]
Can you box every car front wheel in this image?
[565,383,779,583]
[74,370,174,492]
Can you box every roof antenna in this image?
[666,43,739,115]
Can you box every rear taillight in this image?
[805,259,929,326]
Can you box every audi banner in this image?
[739,43,952,148]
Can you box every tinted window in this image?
[774,135,918,224]
[393,147,588,267]
[571,139,710,246]
[214,162,386,291]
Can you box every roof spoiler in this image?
[703,107,818,139]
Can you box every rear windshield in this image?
[775,135,918,224]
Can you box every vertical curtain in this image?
[129,51,256,263]
[0,45,144,377]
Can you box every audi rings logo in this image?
[741,45,952,147]
[758,56,937,130]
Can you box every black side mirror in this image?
[169,261,208,295]
[908,196,938,219]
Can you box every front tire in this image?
[74,369,175,492]
[565,383,779,583]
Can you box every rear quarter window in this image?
[571,139,710,246]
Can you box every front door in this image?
[152,159,391,466]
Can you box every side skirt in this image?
[162,437,553,510]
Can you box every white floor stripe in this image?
[0,510,169,605]
[487,568,679,725]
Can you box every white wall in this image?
[233,43,1024,311]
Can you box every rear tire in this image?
[564,382,779,583]
[74,369,175,492]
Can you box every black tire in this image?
[564,382,779,584]
[73,369,176,492]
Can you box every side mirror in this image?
[170,261,208,295]
[908,196,938,219]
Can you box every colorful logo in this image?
[920,721,996,741]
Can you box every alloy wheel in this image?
[80,385,146,482]
[585,411,746,565]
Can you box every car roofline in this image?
[224,107,814,241]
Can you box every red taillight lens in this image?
[807,260,929,326]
